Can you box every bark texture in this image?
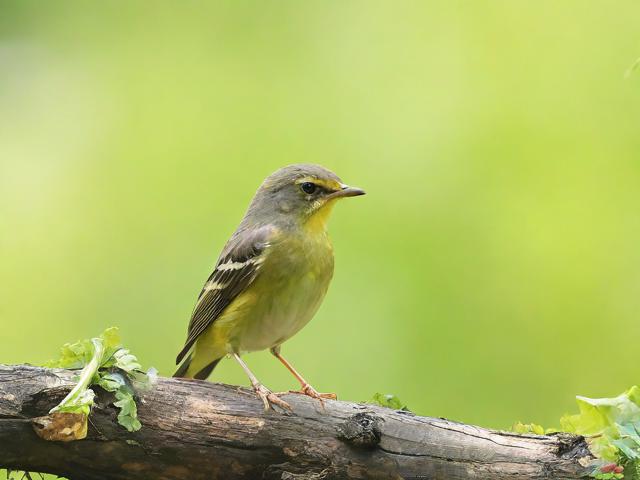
[0,364,594,480]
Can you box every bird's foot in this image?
[288,384,337,402]
[254,384,292,412]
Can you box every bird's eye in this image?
[300,182,317,195]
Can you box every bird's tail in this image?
[173,353,222,380]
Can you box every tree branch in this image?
[0,364,594,480]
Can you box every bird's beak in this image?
[328,184,366,200]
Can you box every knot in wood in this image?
[338,412,382,448]
[553,433,591,460]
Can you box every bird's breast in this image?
[231,233,334,353]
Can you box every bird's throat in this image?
[304,201,336,234]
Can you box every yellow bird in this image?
[174,164,365,410]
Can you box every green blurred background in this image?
[1,0,639,430]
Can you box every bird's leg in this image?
[270,347,337,401]
[232,353,291,411]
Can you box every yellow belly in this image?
[233,270,329,352]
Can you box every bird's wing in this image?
[175,225,277,364]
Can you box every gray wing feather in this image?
[175,225,275,364]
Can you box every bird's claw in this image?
[289,384,337,404]
[254,384,292,412]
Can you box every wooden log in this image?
[0,364,594,480]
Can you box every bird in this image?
[173,164,365,410]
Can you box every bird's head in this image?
[246,164,365,231]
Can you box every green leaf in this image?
[97,372,127,393]
[613,438,639,460]
[44,327,154,434]
[100,327,123,365]
[560,398,610,436]
[511,422,546,435]
[114,389,142,432]
[514,386,640,469]
[112,349,142,373]
[50,338,104,418]
[370,393,409,411]
[45,327,123,370]
[627,386,640,407]
[562,386,640,466]
[53,388,95,416]
[593,474,624,480]
[590,436,620,463]
[45,338,94,369]
[578,392,640,427]
[618,423,640,447]
[101,327,121,350]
